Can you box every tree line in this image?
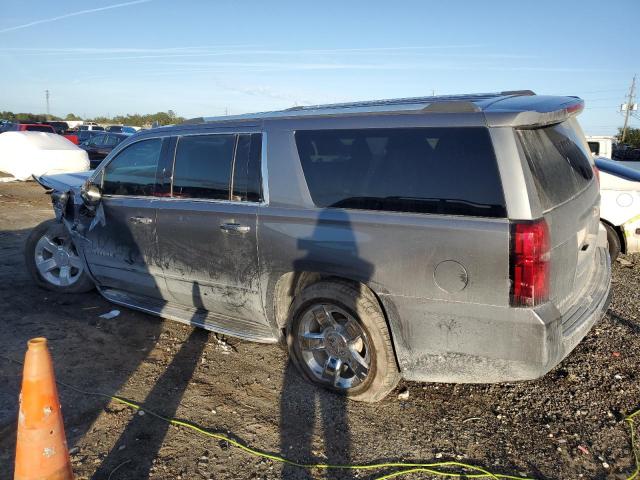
[0,110,185,127]
[619,128,640,149]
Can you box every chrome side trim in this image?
[261,130,270,205]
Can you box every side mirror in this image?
[81,182,102,207]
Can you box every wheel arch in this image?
[269,271,402,370]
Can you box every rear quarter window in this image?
[516,120,594,210]
[295,127,507,217]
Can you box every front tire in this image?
[286,280,400,402]
[25,219,95,293]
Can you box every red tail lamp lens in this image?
[510,220,550,307]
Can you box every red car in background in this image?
[15,123,56,133]
[9,123,79,145]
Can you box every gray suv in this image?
[26,91,611,402]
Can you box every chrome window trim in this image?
[260,131,270,205]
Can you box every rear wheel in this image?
[603,222,621,262]
[287,280,400,402]
[25,219,95,293]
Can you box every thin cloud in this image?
[0,0,153,34]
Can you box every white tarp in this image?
[0,131,90,181]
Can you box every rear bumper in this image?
[384,245,611,383]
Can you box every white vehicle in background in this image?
[0,131,89,181]
[586,135,614,158]
[596,157,640,260]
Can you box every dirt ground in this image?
[0,181,638,480]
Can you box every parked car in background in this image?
[586,135,614,158]
[43,121,70,135]
[595,157,640,260]
[0,121,17,133]
[0,131,89,180]
[76,130,103,144]
[106,125,138,134]
[78,124,105,132]
[26,91,611,402]
[78,132,128,168]
[14,123,56,133]
[2,122,79,144]
[63,133,79,145]
[613,145,640,161]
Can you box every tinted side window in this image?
[102,138,162,196]
[232,133,262,202]
[172,134,235,200]
[516,120,593,210]
[295,128,506,217]
[587,141,599,155]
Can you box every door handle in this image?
[220,223,250,234]
[128,216,153,225]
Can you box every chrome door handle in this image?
[129,216,153,225]
[220,223,250,234]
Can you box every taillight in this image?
[509,219,550,307]
[593,165,600,185]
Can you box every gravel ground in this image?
[0,181,638,480]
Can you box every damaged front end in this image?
[33,171,105,244]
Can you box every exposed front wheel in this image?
[25,219,95,293]
[287,280,400,402]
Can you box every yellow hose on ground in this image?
[1,354,638,479]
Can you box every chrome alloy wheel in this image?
[34,233,84,287]
[297,303,372,390]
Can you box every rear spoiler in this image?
[484,96,585,128]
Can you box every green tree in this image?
[64,113,82,121]
[618,127,640,148]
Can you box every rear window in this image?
[295,127,506,217]
[517,120,593,210]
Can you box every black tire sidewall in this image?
[604,223,621,262]
[286,280,399,402]
[25,219,94,294]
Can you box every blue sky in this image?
[0,0,638,135]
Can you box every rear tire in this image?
[603,222,621,262]
[25,219,95,293]
[286,280,400,402]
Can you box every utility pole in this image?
[45,90,50,120]
[621,75,636,143]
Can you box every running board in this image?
[99,287,278,344]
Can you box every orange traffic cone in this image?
[14,337,73,480]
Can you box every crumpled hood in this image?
[33,170,93,193]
